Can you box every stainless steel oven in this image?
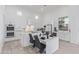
[6,32,14,37]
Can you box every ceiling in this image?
[5,5,64,14]
[19,5,63,14]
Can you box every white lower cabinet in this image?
[58,31,70,41]
[46,37,59,54]
[21,33,31,47]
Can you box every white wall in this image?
[43,6,79,44]
[5,6,33,29]
[69,6,79,44]
[0,6,5,53]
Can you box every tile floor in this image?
[55,40,79,54]
[2,40,40,54]
[1,39,79,54]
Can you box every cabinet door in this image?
[58,31,70,41]
[46,37,59,54]
[21,33,31,47]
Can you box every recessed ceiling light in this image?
[35,15,39,19]
[40,5,47,12]
[41,8,44,12]
[17,11,22,16]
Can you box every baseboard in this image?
[70,41,79,45]
[4,37,20,42]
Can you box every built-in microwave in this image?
[7,27,14,31]
[6,24,14,31]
